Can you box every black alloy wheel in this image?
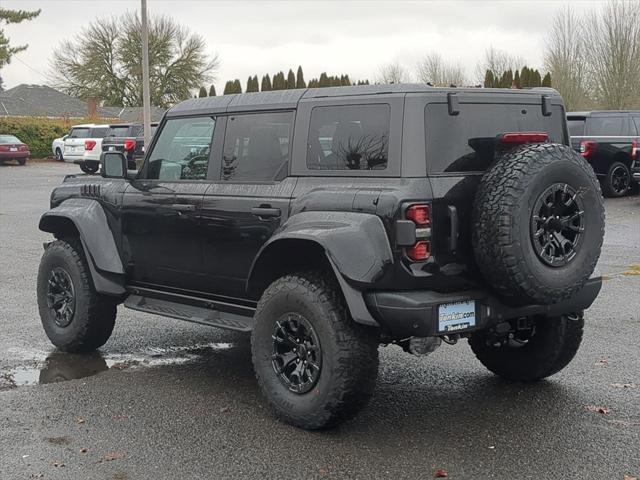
[531,183,585,267]
[46,267,76,327]
[609,163,631,196]
[272,313,322,394]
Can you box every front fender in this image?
[258,211,393,286]
[39,198,125,296]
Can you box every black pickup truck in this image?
[567,111,639,197]
[101,123,158,169]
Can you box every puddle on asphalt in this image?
[0,342,233,390]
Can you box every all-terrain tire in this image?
[79,162,99,174]
[37,238,117,352]
[601,160,631,198]
[472,143,605,305]
[251,271,379,430]
[468,314,584,381]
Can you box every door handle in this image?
[172,204,196,212]
[448,205,458,253]
[251,207,281,218]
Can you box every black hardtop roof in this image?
[567,110,640,118]
[167,85,562,117]
[107,121,159,128]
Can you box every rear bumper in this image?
[0,151,29,159]
[364,277,602,338]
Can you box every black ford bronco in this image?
[37,85,605,429]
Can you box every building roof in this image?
[0,84,165,121]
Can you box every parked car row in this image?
[51,122,157,173]
[567,110,639,197]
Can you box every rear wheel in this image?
[251,271,379,430]
[79,162,99,174]
[37,238,117,352]
[602,161,631,197]
[55,148,64,161]
[469,314,584,381]
[17,158,26,165]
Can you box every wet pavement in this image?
[0,162,639,479]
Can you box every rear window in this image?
[69,128,90,139]
[425,103,565,173]
[90,127,108,138]
[105,125,133,138]
[587,116,625,136]
[0,135,21,143]
[567,118,586,137]
[307,104,390,171]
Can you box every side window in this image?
[587,116,624,136]
[222,112,293,182]
[306,104,390,171]
[146,116,216,181]
[91,128,108,138]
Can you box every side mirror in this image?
[101,152,128,179]
[62,135,68,141]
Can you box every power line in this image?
[12,56,48,81]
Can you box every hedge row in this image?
[0,117,108,158]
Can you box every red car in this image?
[0,134,30,165]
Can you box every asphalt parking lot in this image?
[0,161,638,480]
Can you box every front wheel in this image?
[251,271,379,430]
[469,313,584,381]
[55,148,64,161]
[602,161,631,197]
[37,238,117,352]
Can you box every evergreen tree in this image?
[520,66,530,88]
[209,84,216,96]
[514,70,520,89]
[484,69,495,88]
[261,74,272,91]
[541,72,552,88]
[223,80,235,94]
[318,73,330,88]
[286,69,296,89]
[531,69,542,87]
[233,79,242,93]
[246,76,259,92]
[198,86,207,97]
[295,65,306,88]
[271,71,285,90]
[308,78,319,88]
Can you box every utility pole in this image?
[141,0,151,151]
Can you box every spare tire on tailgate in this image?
[472,142,604,305]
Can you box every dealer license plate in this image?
[438,300,476,333]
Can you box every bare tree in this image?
[474,46,524,83]
[583,0,640,109]
[544,6,591,110]
[416,53,466,86]
[49,13,219,108]
[375,60,409,84]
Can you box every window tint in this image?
[69,128,90,139]
[587,116,624,136]
[567,118,586,136]
[105,125,131,138]
[0,135,21,143]
[307,104,389,171]
[222,112,293,182]
[90,127,108,138]
[146,116,215,181]
[425,103,565,173]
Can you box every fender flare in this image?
[248,211,394,326]
[39,198,126,296]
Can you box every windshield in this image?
[0,135,21,143]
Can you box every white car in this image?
[52,134,68,161]
[63,124,109,174]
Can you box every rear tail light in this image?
[84,140,96,151]
[499,132,549,144]
[580,140,597,158]
[406,241,430,262]
[404,203,432,262]
[0,145,9,152]
[632,139,638,160]
[124,138,136,151]
[405,204,431,226]
[18,145,28,151]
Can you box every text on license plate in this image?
[9,147,17,151]
[438,300,476,333]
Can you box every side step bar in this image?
[124,294,255,332]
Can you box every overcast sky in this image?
[2,0,605,94]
